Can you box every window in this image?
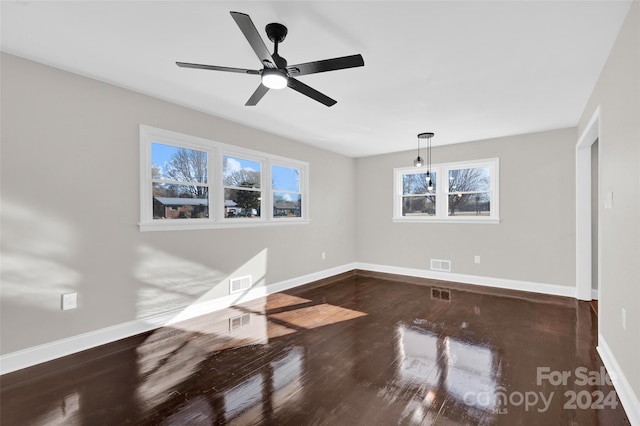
[447,166,491,217]
[223,156,262,219]
[394,158,499,223]
[272,164,302,218]
[140,125,309,231]
[151,143,209,220]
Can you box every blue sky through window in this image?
[152,143,298,190]
[151,143,179,171]
[272,165,299,192]
[223,156,260,177]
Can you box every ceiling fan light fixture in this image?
[261,69,288,89]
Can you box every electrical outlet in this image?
[61,292,77,310]
[322,251,326,260]
[474,256,481,264]
[622,308,626,330]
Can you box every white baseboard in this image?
[6,261,632,422]
[0,262,585,375]
[354,262,578,298]
[0,263,357,375]
[592,288,599,300]
[597,334,640,425]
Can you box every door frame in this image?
[576,106,600,301]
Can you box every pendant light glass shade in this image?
[413,133,424,167]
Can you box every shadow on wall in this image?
[134,245,268,322]
[1,195,269,353]
[1,200,82,311]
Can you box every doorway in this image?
[591,139,599,300]
[576,107,600,301]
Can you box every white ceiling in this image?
[1,1,632,157]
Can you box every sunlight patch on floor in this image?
[269,303,367,329]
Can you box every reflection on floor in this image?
[0,272,630,425]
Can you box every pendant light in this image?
[418,132,435,190]
[413,134,424,167]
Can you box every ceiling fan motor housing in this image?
[266,23,288,44]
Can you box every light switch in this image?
[604,191,613,209]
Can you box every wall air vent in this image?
[430,259,451,272]
[229,275,252,294]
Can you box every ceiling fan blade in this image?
[230,11,276,68]
[245,84,270,106]
[287,54,364,76]
[176,62,260,75]
[287,78,336,107]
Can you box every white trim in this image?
[393,157,500,223]
[393,217,501,224]
[592,288,599,300]
[139,218,311,232]
[6,262,635,424]
[597,334,640,425]
[576,106,601,300]
[355,262,577,298]
[0,263,357,375]
[139,125,310,231]
[0,262,582,375]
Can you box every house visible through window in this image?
[223,156,262,219]
[272,164,302,218]
[140,125,309,231]
[151,143,209,219]
[394,158,499,223]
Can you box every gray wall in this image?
[577,0,640,402]
[0,53,357,354]
[1,3,638,408]
[355,128,576,287]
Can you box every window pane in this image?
[402,195,436,216]
[152,186,209,219]
[152,143,207,183]
[224,188,261,218]
[272,165,300,192]
[274,193,301,217]
[448,167,489,193]
[448,193,490,216]
[153,183,208,199]
[402,172,436,195]
[223,156,261,188]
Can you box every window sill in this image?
[139,218,311,232]
[392,217,501,224]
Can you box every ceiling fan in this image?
[177,11,365,107]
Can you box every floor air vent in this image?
[431,287,451,301]
[229,275,252,294]
[430,259,451,272]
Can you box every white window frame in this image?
[221,152,265,221]
[140,125,310,231]
[393,158,500,224]
[271,160,305,223]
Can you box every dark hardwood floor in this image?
[1,272,630,425]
